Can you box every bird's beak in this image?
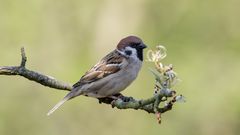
[140,43,147,49]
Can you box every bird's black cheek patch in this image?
[125,50,132,56]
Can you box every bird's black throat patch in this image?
[136,48,144,61]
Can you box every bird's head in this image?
[117,36,147,61]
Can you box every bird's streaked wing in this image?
[73,50,126,88]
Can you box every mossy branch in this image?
[0,47,184,124]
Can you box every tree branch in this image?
[0,47,181,123]
[0,48,72,90]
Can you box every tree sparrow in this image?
[47,36,147,115]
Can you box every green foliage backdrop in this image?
[0,0,240,135]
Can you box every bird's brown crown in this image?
[117,36,143,50]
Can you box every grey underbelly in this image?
[82,73,136,98]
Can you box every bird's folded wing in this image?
[73,50,127,88]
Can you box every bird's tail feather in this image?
[47,93,72,116]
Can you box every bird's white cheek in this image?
[124,47,138,60]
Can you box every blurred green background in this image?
[0,0,240,135]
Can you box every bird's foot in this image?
[112,93,134,102]
[97,93,134,107]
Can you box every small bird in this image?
[47,36,147,115]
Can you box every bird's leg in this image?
[111,93,134,102]
[98,97,114,104]
[97,93,124,104]
[107,94,122,108]
[107,93,134,108]
[97,93,134,107]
